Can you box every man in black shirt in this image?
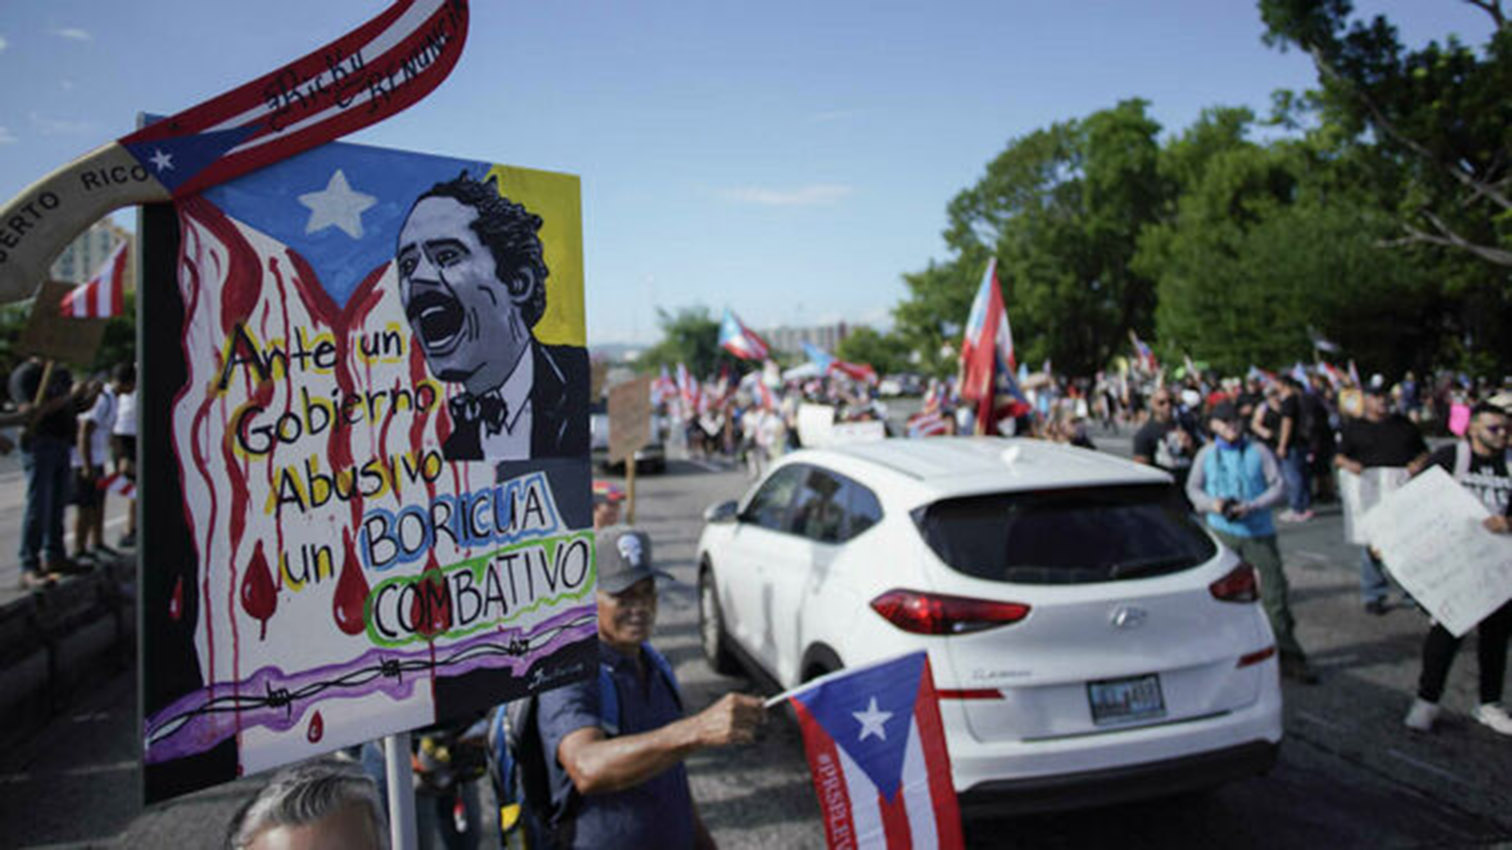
[1402,402,1512,736]
[1335,381,1430,614]
[1252,379,1310,521]
[1131,388,1198,490]
[8,357,84,588]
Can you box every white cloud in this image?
[30,112,95,135]
[60,79,76,92]
[0,126,16,145]
[52,28,92,42]
[0,35,9,53]
[721,184,854,207]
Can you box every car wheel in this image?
[698,566,739,675]
[801,646,844,683]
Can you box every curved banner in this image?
[0,0,470,304]
[139,138,591,802]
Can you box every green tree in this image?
[1259,0,1512,266]
[1136,110,1444,375]
[896,99,1169,376]
[835,326,909,376]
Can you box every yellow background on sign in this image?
[484,164,584,348]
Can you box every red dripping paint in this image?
[410,556,453,639]
[307,710,324,744]
[332,533,370,636]
[240,542,277,640]
[169,576,184,622]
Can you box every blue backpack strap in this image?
[598,642,682,738]
[598,665,620,737]
[642,643,682,711]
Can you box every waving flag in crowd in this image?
[803,342,878,385]
[772,652,963,850]
[719,308,771,361]
[958,258,1028,429]
[652,365,677,405]
[60,240,128,318]
[753,379,778,411]
[1129,330,1159,373]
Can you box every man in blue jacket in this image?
[1187,401,1317,684]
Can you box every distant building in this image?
[49,220,133,290]
[763,321,849,355]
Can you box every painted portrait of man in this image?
[396,173,589,461]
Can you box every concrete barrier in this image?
[0,557,134,750]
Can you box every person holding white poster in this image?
[1403,402,1512,736]
[1335,379,1429,615]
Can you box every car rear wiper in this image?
[1108,556,1190,580]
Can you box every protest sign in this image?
[796,403,835,449]
[1359,467,1512,637]
[139,139,592,802]
[1338,466,1410,545]
[608,374,653,465]
[15,280,107,367]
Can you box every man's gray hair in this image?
[226,758,388,850]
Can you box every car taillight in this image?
[1209,563,1260,603]
[869,589,1030,635]
[1237,646,1276,668]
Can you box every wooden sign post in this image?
[608,375,653,524]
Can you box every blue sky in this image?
[0,1,1489,346]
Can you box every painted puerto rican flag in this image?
[719,308,770,361]
[60,240,128,318]
[780,652,963,849]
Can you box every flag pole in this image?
[761,653,930,709]
[384,732,419,850]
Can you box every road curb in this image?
[0,558,135,754]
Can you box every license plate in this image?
[1088,674,1166,725]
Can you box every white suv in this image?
[696,437,1282,815]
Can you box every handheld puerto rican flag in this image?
[958,259,1028,428]
[1129,330,1158,374]
[652,365,677,406]
[768,652,963,850]
[60,240,128,319]
[753,379,778,411]
[803,342,878,385]
[719,308,771,361]
[98,472,137,501]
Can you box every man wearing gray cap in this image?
[532,527,764,849]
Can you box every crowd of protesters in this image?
[7,357,137,591]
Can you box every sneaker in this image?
[1291,509,1314,522]
[1364,599,1391,616]
[19,571,56,591]
[1473,703,1512,736]
[45,556,92,576]
[1404,698,1440,732]
[1278,509,1298,523]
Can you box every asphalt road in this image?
[2,431,1510,848]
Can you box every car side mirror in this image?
[704,500,739,524]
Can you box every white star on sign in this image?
[298,169,376,239]
[852,697,892,742]
[149,149,173,171]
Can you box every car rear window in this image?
[912,484,1216,584]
